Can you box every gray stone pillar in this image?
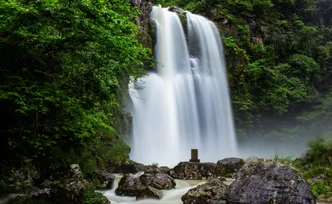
[189,149,200,162]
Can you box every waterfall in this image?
[128,6,237,166]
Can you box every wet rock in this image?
[104,196,111,204]
[136,186,163,200]
[168,6,187,35]
[112,160,146,174]
[145,165,170,174]
[86,169,115,189]
[169,162,218,180]
[139,173,176,189]
[168,6,186,14]
[217,157,245,177]
[227,160,316,204]
[115,174,147,197]
[115,174,163,200]
[182,177,228,204]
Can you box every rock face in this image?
[181,177,228,204]
[139,173,176,190]
[115,174,163,200]
[228,160,316,204]
[86,169,115,189]
[133,0,153,49]
[217,157,245,177]
[169,162,218,180]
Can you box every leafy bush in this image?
[82,183,108,204]
[292,137,332,196]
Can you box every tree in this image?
[0,0,150,171]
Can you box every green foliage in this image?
[297,92,332,136]
[311,182,330,196]
[82,183,107,204]
[292,137,332,196]
[300,137,332,166]
[0,0,150,171]
[273,153,293,165]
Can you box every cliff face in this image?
[118,1,153,141]
[130,0,155,50]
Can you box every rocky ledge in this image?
[169,162,219,180]
[168,157,245,180]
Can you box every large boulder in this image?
[136,186,163,200]
[115,174,146,197]
[145,165,171,174]
[169,162,218,180]
[115,174,163,200]
[181,177,228,204]
[228,160,316,204]
[217,157,245,177]
[111,160,146,174]
[26,178,84,204]
[86,169,115,189]
[139,173,176,190]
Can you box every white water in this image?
[103,174,206,204]
[129,6,237,166]
[104,174,236,204]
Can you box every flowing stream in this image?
[103,174,206,204]
[129,6,237,166]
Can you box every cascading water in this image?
[128,6,237,166]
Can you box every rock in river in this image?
[228,160,316,204]
[182,177,228,204]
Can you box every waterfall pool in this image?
[103,174,234,204]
